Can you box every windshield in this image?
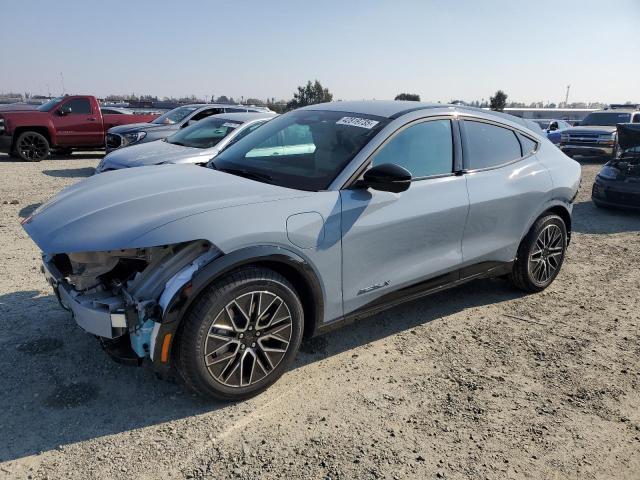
[211,110,389,191]
[581,112,631,126]
[152,106,199,125]
[36,97,64,112]
[166,118,241,148]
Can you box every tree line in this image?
[5,84,626,112]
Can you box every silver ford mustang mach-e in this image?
[22,101,581,400]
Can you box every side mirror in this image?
[184,119,198,128]
[360,163,412,193]
[58,105,72,116]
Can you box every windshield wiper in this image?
[215,166,274,184]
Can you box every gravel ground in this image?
[0,153,638,480]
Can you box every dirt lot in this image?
[0,152,638,480]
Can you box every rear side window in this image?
[63,98,91,114]
[463,120,522,169]
[517,133,537,156]
[371,119,453,178]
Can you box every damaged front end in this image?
[42,240,220,365]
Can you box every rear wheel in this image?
[177,267,304,401]
[14,131,50,161]
[510,214,567,292]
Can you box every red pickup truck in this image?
[0,95,159,161]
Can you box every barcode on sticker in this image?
[336,117,379,129]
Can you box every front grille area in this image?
[566,133,599,145]
[606,190,640,207]
[106,133,122,149]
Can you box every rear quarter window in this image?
[463,120,522,170]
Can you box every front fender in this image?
[150,244,324,368]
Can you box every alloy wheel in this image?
[203,291,293,388]
[19,134,48,160]
[528,224,564,285]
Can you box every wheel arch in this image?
[152,245,324,369]
[12,126,53,150]
[544,204,572,244]
[521,200,573,248]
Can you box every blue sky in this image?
[1,0,638,103]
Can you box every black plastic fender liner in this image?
[150,245,325,368]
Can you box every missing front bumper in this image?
[42,259,127,339]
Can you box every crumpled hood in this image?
[23,165,307,254]
[566,126,617,135]
[100,140,214,169]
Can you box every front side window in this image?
[165,118,241,148]
[37,97,64,112]
[371,119,453,178]
[191,108,224,122]
[211,110,389,191]
[463,120,522,170]
[62,98,91,114]
[633,114,640,123]
[152,106,199,125]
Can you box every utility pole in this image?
[564,85,570,107]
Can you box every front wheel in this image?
[14,131,50,161]
[510,214,567,293]
[177,267,304,401]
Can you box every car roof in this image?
[209,112,276,122]
[593,108,638,113]
[301,100,447,118]
[301,100,537,127]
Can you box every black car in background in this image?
[592,123,640,210]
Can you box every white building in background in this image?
[503,107,596,123]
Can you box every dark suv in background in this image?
[559,105,640,159]
[106,103,272,152]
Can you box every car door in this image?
[340,117,470,314]
[460,118,552,268]
[55,97,103,146]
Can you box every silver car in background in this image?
[95,112,276,173]
[23,101,581,400]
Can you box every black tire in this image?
[510,214,567,293]
[177,267,304,401]
[13,131,50,162]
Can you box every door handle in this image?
[87,117,97,121]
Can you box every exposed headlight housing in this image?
[123,131,147,146]
[597,165,619,180]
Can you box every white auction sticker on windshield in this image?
[222,122,240,128]
[336,116,379,129]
